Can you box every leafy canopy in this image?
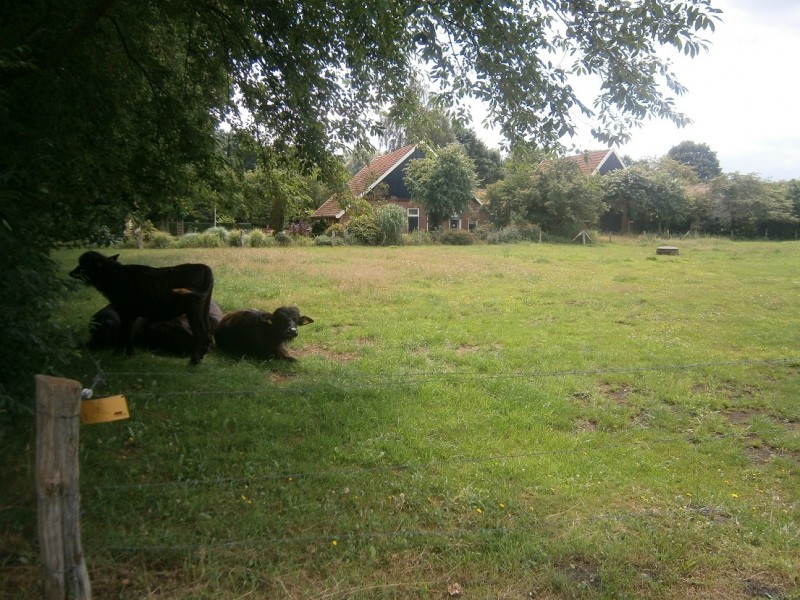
[667,141,723,182]
[601,161,691,233]
[709,173,795,237]
[1,0,722,242]
[486,154,604,235]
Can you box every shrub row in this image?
[115,222,573,249]
[120,225,301,249]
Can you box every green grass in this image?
[2,238,799,598]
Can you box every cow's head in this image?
[265,306,314,340]
[69,251,119,284]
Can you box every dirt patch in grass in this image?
[744,577,794,599]
[723,409,771,427]
[720,381,761,401]
[599,382,634,404]
[455,342,503,355]
[723,409,800,465]
[557,557,602,590]
[664,571,797,600]
[692,381,762,402]
[575,418,599,433]
[745,445,776,465]
[744,443,800,466]
[296,343,360,362]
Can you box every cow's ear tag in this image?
[81,395,130,424]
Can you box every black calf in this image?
[87,300,223,357]
[71,251,214,365]
[214,306,313,362]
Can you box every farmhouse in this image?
[313,144,490,232]
[556,148,626,175]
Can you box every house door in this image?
[407,208,419,233]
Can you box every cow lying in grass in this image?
[214,306,313,362]
[88,300,224,357]
[70,251,214,365]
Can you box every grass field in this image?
[2,238,799,599]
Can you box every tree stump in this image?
[656,246,679,256]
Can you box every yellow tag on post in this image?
[80,395,130,424]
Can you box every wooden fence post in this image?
[35,375,92,600]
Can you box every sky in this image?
[473,1,800,181]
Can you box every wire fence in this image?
[101,356,799,397]
[15,357,800,565]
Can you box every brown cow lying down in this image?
[214,307,313,362]
[70,251,214,365]
[87,300,224,357]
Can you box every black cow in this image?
[87,300,224,357]
[135,299,223,356]
[214,306,313,362]
[87,304,121,350]
[70,251,214,365]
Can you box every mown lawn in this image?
[2,238,799,599]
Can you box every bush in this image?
[0,248,71,414]
[247,229,270,247]
[311,219,329,236]
[286,221,312,237]
[487,223,542,244]
[149,230,176,249]
[346,214,383,245]
[175,232,224,248]
[471,224,494,242]
[122,219,159,248]
[274,231,293,246]
[404,230,435,245]
[227,229,246,247]
[440,229,474,245]
[313,235,347,246]
[375,204,406,245]
[87,224,123,247]
[325,223,346,237]
[205,226,229,242]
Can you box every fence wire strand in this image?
[104,357,798,398]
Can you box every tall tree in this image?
[405,145,478,229]
[486,155,603,235]
[454,126,504,186]
[0,0,722,411]
[709,173,793,237]
[602,162,690,233]
[667,141,722,182]
[376,79,457,151]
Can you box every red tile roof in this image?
[313,195,346,219]
[563,149,622,175]
[348,144,417,197]
[314,144,418,218]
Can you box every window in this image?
[449,217,461,230]
[468,219,477,231]
[407,208,419,233]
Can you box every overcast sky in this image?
[474,1,800,181]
